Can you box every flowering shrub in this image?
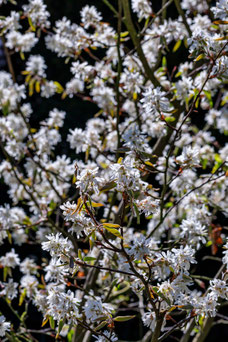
[0,0,228,341]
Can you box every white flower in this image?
[84,295,113,322]
[132,0,152,19]
[26,55,47,77]
[0,315,10,337]
[180,217,207,248]
[6,31,38,52]
[205,109,221,126]
[75,167,101,195]
[0,249,20,268]
[175,77,194,102]
[195,293,217,317]
[223,240,228,270]
[93,330,118,342]
[175,146,200,168]
[211,0,228,20]
[171,246,197,273]
[20,275,38,296]
[80,5,102,29]
[158,245,197,275]
[0,229,7,245]
[142,311,156,331]
[60,201,95,237]
[109,156,141,192]
[0,279,18,300]
[67,128,87,154]
[120,69,144,95]
[41,81,57,97]
[47,288,81,322]
[65,78,84,96]
[42,233,72,257]
[135,197,160,216]
[210,279,228,300]
[122,125,152,153]
[0,11,21,33]
[44,257,68,282]
[46,108,66,128]
[23,0,50,28]
[141,86,172,121]
[20,258,37,275]
[128,234,150,260]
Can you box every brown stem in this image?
[174,0,192,36]
[1,36,16,82]
[121,0,160,87]
[151,314,165,342]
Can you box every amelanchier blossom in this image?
[0,0,228,341]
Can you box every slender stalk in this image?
[151,314,165,342]
[121,0,160,87]
[192,317,214,342]
[1,36,16,82]
[74,259,135,277]
[116,0,122,156]
[174,0,192,36]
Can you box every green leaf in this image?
[94,320,107,331]
[20,51,25,60]
[195,97,200,108]
[2,100,10,116]
[28,79,35,96]
[206,241,212,247]
[172,39,182,52]
[221,95,228,106]
[99,181,117,192]
[177,304,194,310]
[199,314,204,327]
[212,162,222,174]
[7,231,12,244]
[201,159,208,170]
[28,16,36,31]
[195,54,204,61]
[41,317,49,327]
[83,256,97,262]
[133,203,140,225]
[3,267,8,281]
[49,316,55,330]
[89,237,94,250]
[184,37,188,48]
[152,286,171,306]
[114,315,135,322]
[175,71,182,78]
[165,116,175,122]
[78,249,83,260]
[203,90,213,108]
[214,153,222,163]
[103,226,123,239]
[67,329,74,342]
[162,56,167,67]
[120,31,129,38]
[103,223,120,228]
[20,311,27,322]
[89,202,104,207]
[35,81,40,93]
[53,81,64,93]
[165,202,173,208]
[19,289,27,306]
[58,318,65,335]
